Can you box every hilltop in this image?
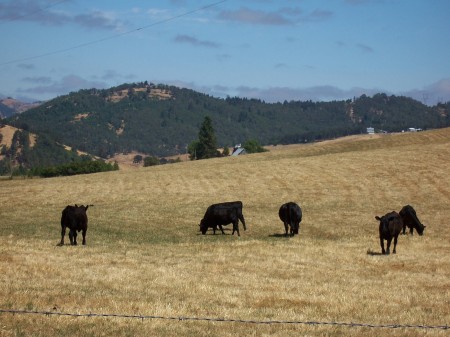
[0,97,41,118]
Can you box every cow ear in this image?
[375,216,381,221]
[75,204,78,207]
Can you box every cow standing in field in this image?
[399,205,426,236]
[375,211,403,254]
[59,204,90,246]
[199,201,246,236]
[279,202,302,236]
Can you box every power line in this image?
[0,0,228,66]
[0,0,70,26]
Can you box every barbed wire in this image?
[1,309,448,330]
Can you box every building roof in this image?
[231,147,246,156]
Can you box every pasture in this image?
[1,128,449,336]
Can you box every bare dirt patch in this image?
[0,125,37,149]
[72,113,89,122]
[106,151,147,170]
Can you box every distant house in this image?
[366,127,375,134]
[408,128,422,132]
[231,144,247,156]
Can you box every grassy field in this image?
[1,129,449,337]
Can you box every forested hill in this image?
[6,82,450,158]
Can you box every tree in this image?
[243,139,267,153]
[187,140,199,160]
[133,155,143,164]
[190,116,218,160]
[143,156,159,167]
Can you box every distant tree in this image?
[195,116,218,159]
[187,140,199,160]
[133,155,143,164]
[143,156,159,167]
[243,139,267,154]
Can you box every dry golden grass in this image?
[1,128,449,336]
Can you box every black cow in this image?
[279,202,302,236]
[375,211,403,254]
[59,204,90,246]
[399,205,426,236]
[199,201,246,236]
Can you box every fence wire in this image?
[1,309,448,330]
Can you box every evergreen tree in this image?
[194,116,218,159]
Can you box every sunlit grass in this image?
[1,128,449,336]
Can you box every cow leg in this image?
[284,222,289,236]
[60,226,66,245]
[385,238,392,255]
[410,227,414,235]
[69,229,78,245]
[402,225,406,235]
[239,214,247,231]
[232,221,240,236]
[218,225,225,235]
[380,237,386,254]
[392,235,398,254]
[82,230,87,245]
[69,230,74,245]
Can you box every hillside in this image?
[6,82,450,161]
[0,127,449,336]
[0,123,99,176]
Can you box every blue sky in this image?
[0,0,449,105]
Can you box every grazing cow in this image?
[399,205,426,236]
[60,204,90,246]
[199,201,246,236]
[375,211,403,254]
[279,202,302,236]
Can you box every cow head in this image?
[199,220,208,235]
[375,215,389,233]
[292,223,299,235]
[417,224,426,236]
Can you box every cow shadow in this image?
[197,228,234,236]
[268,233,293,238]
[366,249,383,256]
